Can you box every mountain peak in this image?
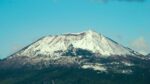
[83,30,102,37]
[84,30,97,34]
[61,30,99,36]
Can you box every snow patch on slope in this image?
[82,63,106,72]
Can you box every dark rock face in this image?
[62,44,95,57]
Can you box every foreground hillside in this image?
[0,66,150,84]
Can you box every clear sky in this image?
[0,0,150,58]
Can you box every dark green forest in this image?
[0,67,150,84]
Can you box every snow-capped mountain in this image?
[11,30,136,57]
[1,30,149,74]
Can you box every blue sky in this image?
[0,0,150,58]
